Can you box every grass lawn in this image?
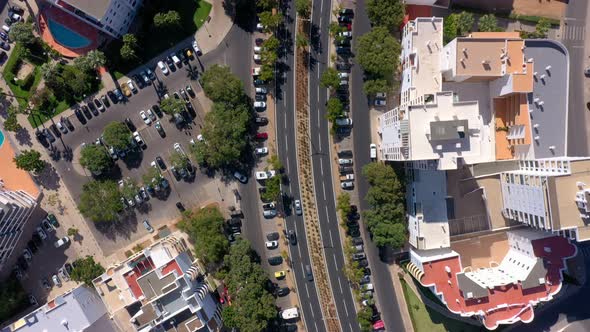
[400,278,486,332]
[193,0,212,28]
[3,43,44,109]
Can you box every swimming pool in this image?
[0,130,4,148]
[47,18,91,49]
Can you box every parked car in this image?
[143,220,154,233]
[254,101,266,110]
[94,98,105,111]
[265,241,278,249]
[55,121,68,134]
[139,110,151,125]
[74,109,86,124]
[341,181,354,189]
[338,149,353,158]
[255,147,269,156]
[158,61,169,75]
[233,171,247,183]
[133,131,145,148]
[374,99,386,106]
[338,158,353,165]
[255,116,268,125]
[146,108,157,122]
[36,226,47,240]
[266,232,280,241]
[274,271,286,279]
[192,40,201,55]
[52,274,61,287]
[268,256,283,266]
[176,202,185,212]
[54,236,70,248]
[255,132,268,140]
[335,117,352,126]
[276,287,290,297]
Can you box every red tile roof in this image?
[418,235,576,330]
[124,257,155,300]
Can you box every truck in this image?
[340,174,354,181]
[280,307,299,320]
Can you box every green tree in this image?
[457,11,475,36]
[357,306,373,332]
[61,65,92,98]
[159,97,185,115]
[261,175,281,202]
[191,103,250,169]
[8,22,35,45]
[268,154,283,171]
[257,0,277,11]
[296,33,309,49]
[70,256,105,286]
[320,67,340,90]
[0,277,28,322]
[295,0,311,18]
[337,192,352,221]
[356,26,401,77]
[260,47,278,66]
[259,64,274,82]
[73,50,106,72]
[366,0,405,32]
[3,107,21,132]
[478,14,500,32]
[443,13,459,44]
[67,227,79,237]
[30,87,56,111]
[178,206,229,266]
[121,34,138,61]
[80,144,112,175]
[259,11,282,32]
[102,121,132,150]
[170,151,189,169]
[13,149,45,173]
[153,10,181,30]
[535,18,551,38]
[200,65,245,106]
[362,163,406,249]
[220,239,277,331]
[263,36,280,53]
[363,79,389,96]
[142,167,161,185]
[329,22,346,37]
[79,180,123,223]
[120,179,139,199]
[326,97,344,123]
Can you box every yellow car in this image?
[121,84,132,97]
[274,271,286,279]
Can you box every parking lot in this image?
[38,54,237,256]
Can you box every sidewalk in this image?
[195,0,234,56]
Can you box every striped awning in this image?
[407,262,424,282]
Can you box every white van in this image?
[280,307,299,320]
[370,143,377,159]
[362,283,374,291]
[171,54,181,66]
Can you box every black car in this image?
[255,94,266,101]
[255,116,268,125]
[152,104,163,118]
[267,256,283,266]
[42,128,55,143]
[255,38,264,46]
[339,8,354,16]
[170,167,181,180]
[348,228,360,237]
[50,124,61,138]
[266,232,279,241]
[336,47,351,55]
[82,105,92,119]
[64,263,73,275]
[107,90,118,104]
[336,126,351,136]
[0,41,10,51]
[35,130,49,147]
[124,118,136,131]
[101,95,110,108]
[336,62,352,71]
[63,117,74,131]
[338,149,353,158]
[156,156,166,170]
[165,56,175,68]
[177,50,187,63]
[288,229,297,245]
[337,38,351,47]
[74,109,86,124]
[337,15,352,23]
[339,165,353,174]
[253,79,266,86]
[180,110,192,122]
[276,287,290,297]
[133,74,144,89]
[176,202,186,212]
[352,237,363,245]
[87,103,99,116]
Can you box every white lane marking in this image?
[284,112,287,129]
[338,272,343,293]
[329,230,334,247]
[325,205,329,222]
[322,181,326,200]
[297,241,303,257]
[320,158,324,175]
[315,322,319,332]
[333,254,338,270]
[286,155,289,168]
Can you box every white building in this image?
[48,0,142,38]
[1,285,117,332]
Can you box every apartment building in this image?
[393,16,579,330]
[0,139,39,274]
[47,0,142,38]
[93,235,222,332]
[1,285,117,332]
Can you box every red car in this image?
[372,320,384,331]
[255,132,268,140]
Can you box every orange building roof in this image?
[0,139,39,198]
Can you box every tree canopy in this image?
[73,50,106,72]
[178,206,229,266]
[257,0,277,11]
[79,180,123,223]
[295,0,311,18]
[363,78,389,96]
[3,107,21,132]
[326,97,344,124]
[160,97,185,115]
[261,175,281,202]
[444,12,474,43]
[478,14,500,32]
[259,11,282,32]
[220,239,277,331]
[13,149,45,173]
[70,256,105,286]
[170,151,190,170]
[8,22,35,45]
[191,103,251,169]
[320,67,340,90]
[366,0,405,32]
[200,65,245,106]
[356,26,401,78]
[80,144,112,175]
[0,277,28,322]
[153,10,181,30]
[102,121,132,150]
[362,163,406,248]
[121,34,138,61]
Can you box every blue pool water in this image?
[0,130,4,147]
[47,18,90,49]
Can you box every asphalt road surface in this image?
[349,0,406,331]
[308,0,361,331]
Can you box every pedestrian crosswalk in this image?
[558,24,586,41]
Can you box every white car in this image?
[197,134,204,142]
[253,54,261,62]
[263,209,277,218]
[254,46,262,53]
[341,181,354,189]
[173,142,185,156]
[133,132,145,147]
[252,67,261,76]
[140,110,151,125]
[256,23,265,31]
[338,31,352,38]
[338,72,349,79]
[233,171,247,183]
[339,80,349,86]
[158,61,169,75]
[265,241,279,249]
[294,199,302,215]
[338,158,353,165]
[126,80,137,93]
[254,101,266,109]
[370,143,377,159]
[255,87,267,94]
[255,147,269,156]
[374,99,386,106]
[192,40,201,55]
[255,170,276,180]
[375,92,387,98]
[52,274,62,287]
[54,236,70,248]
[335,117,352,126]
[146,109,157,121]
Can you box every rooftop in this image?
[0,136,39,198]
[61,0,111,20]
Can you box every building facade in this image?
[47,0,142,38]
[93,235,222,332]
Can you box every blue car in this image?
[0,31,8,41]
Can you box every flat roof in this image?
[455,38,506,77]
[0,138,39,197]
[524,40,569,158]
[430,119,469,141]
[61,0,110,20]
